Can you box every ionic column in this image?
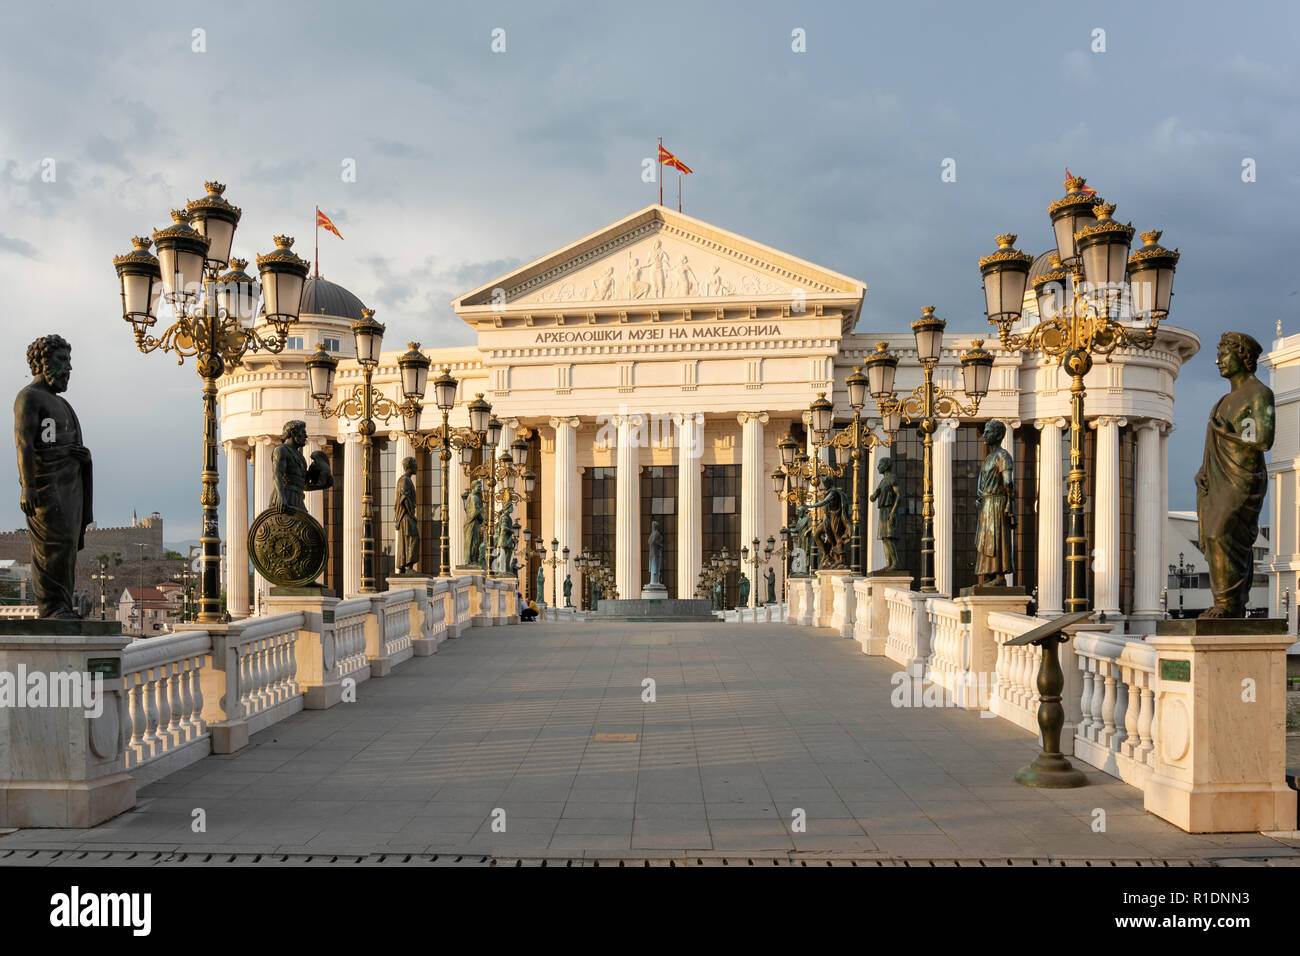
[933,419,957,596]
[615,414,642,597]
[677,413,703,598]
[1134,421,1164,617]
[550,415,579,562]
[738,412,768,600]
[343,433,364,596]
[1092,416,1125,617]
[224,441,250,619]
[251,436,274,610]
[1036,418,1065,617]
[305,436,327,527]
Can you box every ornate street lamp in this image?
[114,181,308,622]
[814,366,893,574]
[397,365,489,576]
[304,310,418,593]
[868,308,992,593]
[978,173,1178,611]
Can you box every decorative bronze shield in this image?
[248,506,328,588]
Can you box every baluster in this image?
[167,662,184,740]
[1137,680,1155,765]
[1089,659,1106,743]
[268,635,284,702]
[142,670,159,755]
[129,677,146,757]
[1121,671,1139,757]
[1078,662,1095,738]
[287,630,299,694]
[1113,680,1130,752]
[238,647,252,714]
[1099,666,1117,747]
[177,659,193,740]
[190,656,206,734]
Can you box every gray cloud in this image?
[0,0,1296,534]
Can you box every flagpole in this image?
[658,137,663,206]
[314,205,320,278]
[678,173,682,213]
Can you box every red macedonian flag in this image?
[316,207,344,239]
[658,144,693,175]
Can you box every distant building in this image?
[118,585,181,637]
[1165,511,1269,618]
[1262,328,1300,631]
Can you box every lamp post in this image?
[864,308,993,593]
[90,556,114,622]
[465,429,533,577]
[978,174,1178,611]
[814,366,895,575]
[305,311,423,593]
[777,421,847,573]
[739,537,774,608]
[394,365,487,576]
[541,538,569,608]
[114,182,310,622]
[1170,551,1195,617]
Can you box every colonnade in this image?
[219,412,1170,621]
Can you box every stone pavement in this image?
[4,621,1299,862]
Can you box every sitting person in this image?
[519,593,538,622]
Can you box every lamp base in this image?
[1015,752,1088,789]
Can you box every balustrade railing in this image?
[334,597,372,684]
[1073,631,1158,786]
[925,598,964,694]
[987,610,1043,737]
[122,630,212,780]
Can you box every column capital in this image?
[341,432,364,445]
[1090,415,1128,430]
[222,439,247,455]
[549,415,581,430]
[1035,417,1067,430]
[1004,418,1022,430]
[670,411,704,427]
[613,412,646,428]
[737,411,769,426]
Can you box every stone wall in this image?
[0,519,166,569]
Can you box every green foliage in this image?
[162,549,184,560]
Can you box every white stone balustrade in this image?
[924,597,965,697]
[883,586,929,677]
[1072,630,1157,787]
[121,630,212,785]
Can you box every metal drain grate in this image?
[0,848,1221,867]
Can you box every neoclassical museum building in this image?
[216,203,1199,631]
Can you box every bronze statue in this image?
[396,456,418,573]
[811,484,850,568]
[764,566,776,604]
[790,505,812,575]
[738,572,750,607]
[14,335,93,619]
[269,420,332,510]
[1196,332,1274,618]
[647,519,664,586]
[869,457,900,572]
[974,420,1015,586]
[463,480,484,566]
[249,421,332,588]
[563,573,573,606]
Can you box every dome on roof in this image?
[1028,250,1062,283]
[297,276,366,321]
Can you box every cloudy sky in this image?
[1,0,1296,540]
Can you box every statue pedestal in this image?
[787,576,815,627]
[641,584,668,601]
[1143,622,1297,832]
[860,572,913,655]
[815,569,855,630]
[266,588,344,710]
[0,627,136,828]
[952,587,1031,710]
[387,575,444,656]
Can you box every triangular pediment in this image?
[453,205,865,312]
